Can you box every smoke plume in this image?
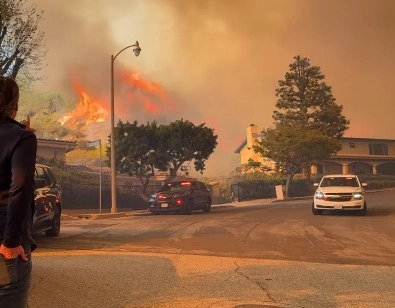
[34,0,395,176]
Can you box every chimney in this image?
[247,124,258,147]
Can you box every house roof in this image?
[37,138,77,144]
[234,139,247,153]
[234,133,264,154]
[37,138,77,153]
[234,135,395,154]
[341,136,395,142]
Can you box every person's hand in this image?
[21,115,35,132]
[0,244,28,261]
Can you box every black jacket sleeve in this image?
[3,130,37,248]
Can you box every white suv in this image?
[312,174,367,215]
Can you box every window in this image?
[198,182,208,191]
[320,177,359,187]
[191,182,200,191]
[35,166,52,186]
[45,168,59,186]
[369,144,388,155]
[161,181,191,192]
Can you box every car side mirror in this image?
[35,178,46,189]
[361,183,367,187]
[313,183,319,187]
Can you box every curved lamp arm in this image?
[113,41,141,61]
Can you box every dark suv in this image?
[148,180,211,215]
[32,164,62,236]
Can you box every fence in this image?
[231,179,313,202]
[61,183,162,211]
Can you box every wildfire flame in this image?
[59,82,108,127]
[121,70,175,115]
[122,70,169,101]
[59,70,176,133]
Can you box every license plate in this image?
[334,205,343,210]
[161,203,168,208]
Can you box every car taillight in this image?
[175,198,183,206]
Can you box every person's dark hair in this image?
[0,76,19,117]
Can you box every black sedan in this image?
[32,164,62,237]
[148,180,212,215]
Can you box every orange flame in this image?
[121,71,169,101]
[120,70,176,115]
[60,71,177,132]
[141,96,161,114]
[59,82,108,127]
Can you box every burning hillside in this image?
[59,70,175,134]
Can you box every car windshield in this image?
[159,181,192,192]
[320,177,360,187]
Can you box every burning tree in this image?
[0,0,45,80]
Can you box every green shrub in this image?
[50,166,100,186]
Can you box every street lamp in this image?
[110,40,141,213]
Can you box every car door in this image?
[45,166,62,203]
[33,166,55,229]
[191,182,205,208]
[198,182,210,206]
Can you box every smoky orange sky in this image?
[33,0,395,177]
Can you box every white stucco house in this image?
[235,124,395,175]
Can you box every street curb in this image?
[90,212,127,219]
[61,189,393,220]
[62,212,127,220]
[272,196,312,203]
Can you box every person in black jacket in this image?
[0,76,37,308]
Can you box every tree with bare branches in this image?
[0,0,45,81]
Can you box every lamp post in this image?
[87,139,103,213]
[110,41,141,213]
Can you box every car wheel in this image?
[184,201,193,215]
[312,203,323,215]
[45,206,61,237]
[202,199,211,213]
[359,202,367,216]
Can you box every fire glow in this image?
[59,82,108,127]
[121,70,175,115]
[60,70,175,129]
[122,71,169,101]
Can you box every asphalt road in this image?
[27,190,395,308]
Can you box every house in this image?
[234,124,395,176]
[37,138,77,164]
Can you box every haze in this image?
[32,0,395,177]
